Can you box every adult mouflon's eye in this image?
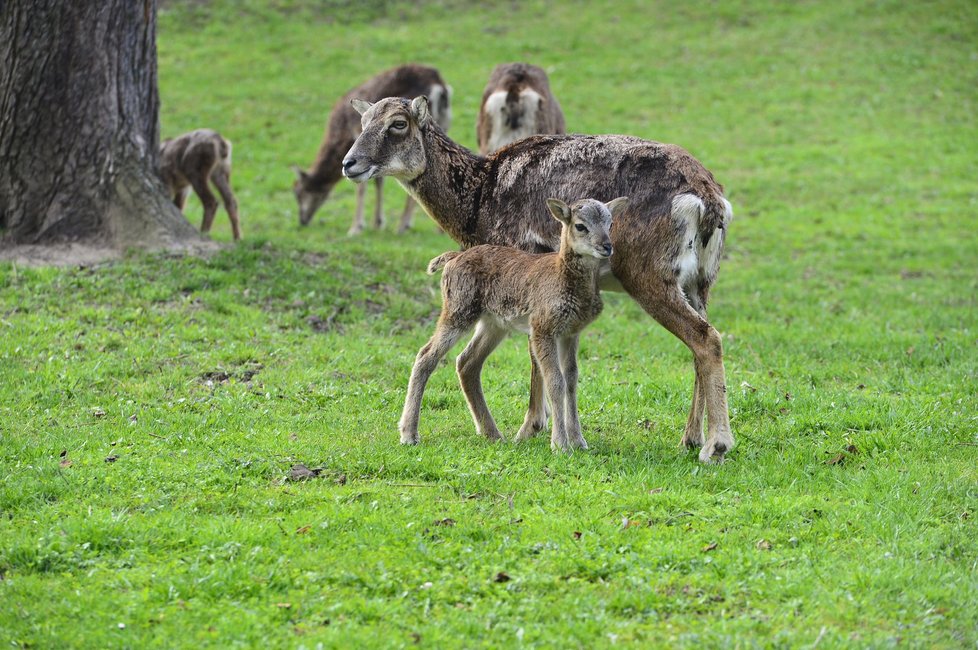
[392,120,408,130]
[574,223,588,233]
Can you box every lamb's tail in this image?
[427,251,463,275]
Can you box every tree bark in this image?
[0,0,202,251]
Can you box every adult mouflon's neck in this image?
[405,125,487,248]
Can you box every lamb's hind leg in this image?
[627,278,734,462]
[399,322,468,444]
[456,319,507,441]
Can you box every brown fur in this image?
[160,129,241,241]
[293,64,451,234]
[399,198,626,451]
[345,97,736,462]
[476,62,565,154]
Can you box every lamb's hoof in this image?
[698,439,731,464]
[550,440,572,453]
[515,423,544,442]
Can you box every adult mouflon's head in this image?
[546,197,629,260]
[342,96,432,184]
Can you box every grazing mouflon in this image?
[293,64,451,234]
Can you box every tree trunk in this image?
[0,0,202,251]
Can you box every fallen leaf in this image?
[105,454,118,463]
[756,539,772,550]
[784,392,792,401]
[826,453,845,466]
[703,541,718,552]
[296,525,311,535]
[740,381,757,393]
[59,449,67,458]
[410,632,422,644]
[129,414,138,424]
[493,571,511,583]
[433,518,456,527]
[621,517,642,529]
[275,603,291,609]
[335,473,347,486]
[59,458,72,469]
[92,407,106,418]
[573,531,582,540]
[856,383,866,390]
[649,487,664,494]
[288,463,321,481]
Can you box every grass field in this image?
[2,0,977,646]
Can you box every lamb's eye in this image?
[392,120,408,130]
[574,223,588,233]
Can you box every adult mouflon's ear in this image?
[605,196,629,220]
[351,99,373,116]
[546,198,571,224]
[411,95,431,128]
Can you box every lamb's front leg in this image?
[531,333,569,452]
[516,341,549,442]
[558,335,587,450]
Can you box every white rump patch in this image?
[428,84,452,131]
[672,194,704,291]
[483,88,543,153]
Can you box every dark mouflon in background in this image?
[344,96,734,462]
[292,64,451,235]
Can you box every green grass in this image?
[3,0,977,646]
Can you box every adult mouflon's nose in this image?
[341,157,358,174]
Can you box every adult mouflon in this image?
[344,96,734,462]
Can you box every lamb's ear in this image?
[351,99,373,116]
[605,196,629,220]
[546,198,571,224]
[411,95,431,128]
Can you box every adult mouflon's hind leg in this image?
[624,277,734,462]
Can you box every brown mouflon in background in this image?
[160,129,241,241]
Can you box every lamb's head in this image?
[342,96,430,184]
[546,197,629,260]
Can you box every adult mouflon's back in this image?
[343,96,735,463]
